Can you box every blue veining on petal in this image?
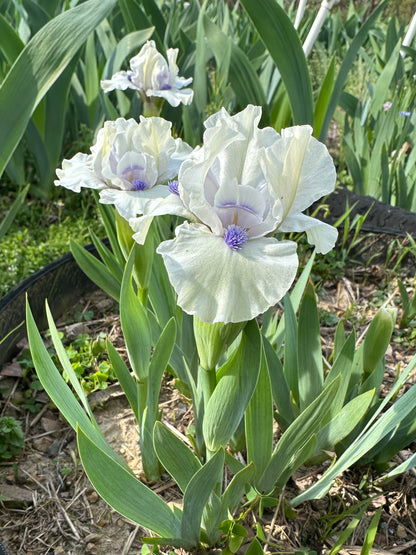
[218,201,258,216]
[122,164,145,176]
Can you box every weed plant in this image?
[0,416,24,460]
[18,330,115,397]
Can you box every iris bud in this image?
[194,317,246,371]
[363,307,397,375]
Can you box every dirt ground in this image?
[1,257,416,554]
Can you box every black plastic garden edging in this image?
[0,244,101,368]
[317,186,416,238]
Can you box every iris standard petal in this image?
[263,125,336,219]
[156,222,299,324]
[213,181,267,230]
[134,116,193,179]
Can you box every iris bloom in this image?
[130,105,337,324]
[54,117,192,220]
[100,40,193,108]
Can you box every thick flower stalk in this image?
[54,116,192,222]
[130,105,337,324]
[100,40,193,111]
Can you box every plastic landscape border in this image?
[314,186,416,237]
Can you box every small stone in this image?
[32,437,54,452]
[396,524,408,538]
[375,534,385,545]
[41,416,60,433]
[0,484,33,507]
[64,322,88,341]
[54,548,65,554]
[96,298,114,311]
[0,361,23,377]
[117,518,124,527]
[87,490,99,503]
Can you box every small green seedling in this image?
[0,416,24,459]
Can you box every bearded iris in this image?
[54,117,192,221]
[129,105,337,324]
[100,40,193,109]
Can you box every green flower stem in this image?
[198,364,217,406]
[142,96,164,117]
[198,364,217,461]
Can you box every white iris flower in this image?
[100,40,193,108]
[130,105,337,324]
[54,117,192,220]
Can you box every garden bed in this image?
[1,229,416,553]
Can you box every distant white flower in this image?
[100,40,193,108]
[55,117,192,220]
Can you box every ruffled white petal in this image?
[203,105,274,188]
[100,72,135,93]
[204,104,261,136]
[130,215,154,244]
[166,138,193,178]
[55,153,104,192]
[179,130,240,235]
[99,184,171,220]
[135,116,175,156]
[147,86,194,107]
[134,116,192,179]
[156,222,299,324]
[130,192,193,243]
[174,75,193,88]
[278,213,338,254]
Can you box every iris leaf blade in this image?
[203,320,261,451]
[77,426,181,538]
[153,422,202,493]
[0,0,117,178]
[240,0,313,125]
